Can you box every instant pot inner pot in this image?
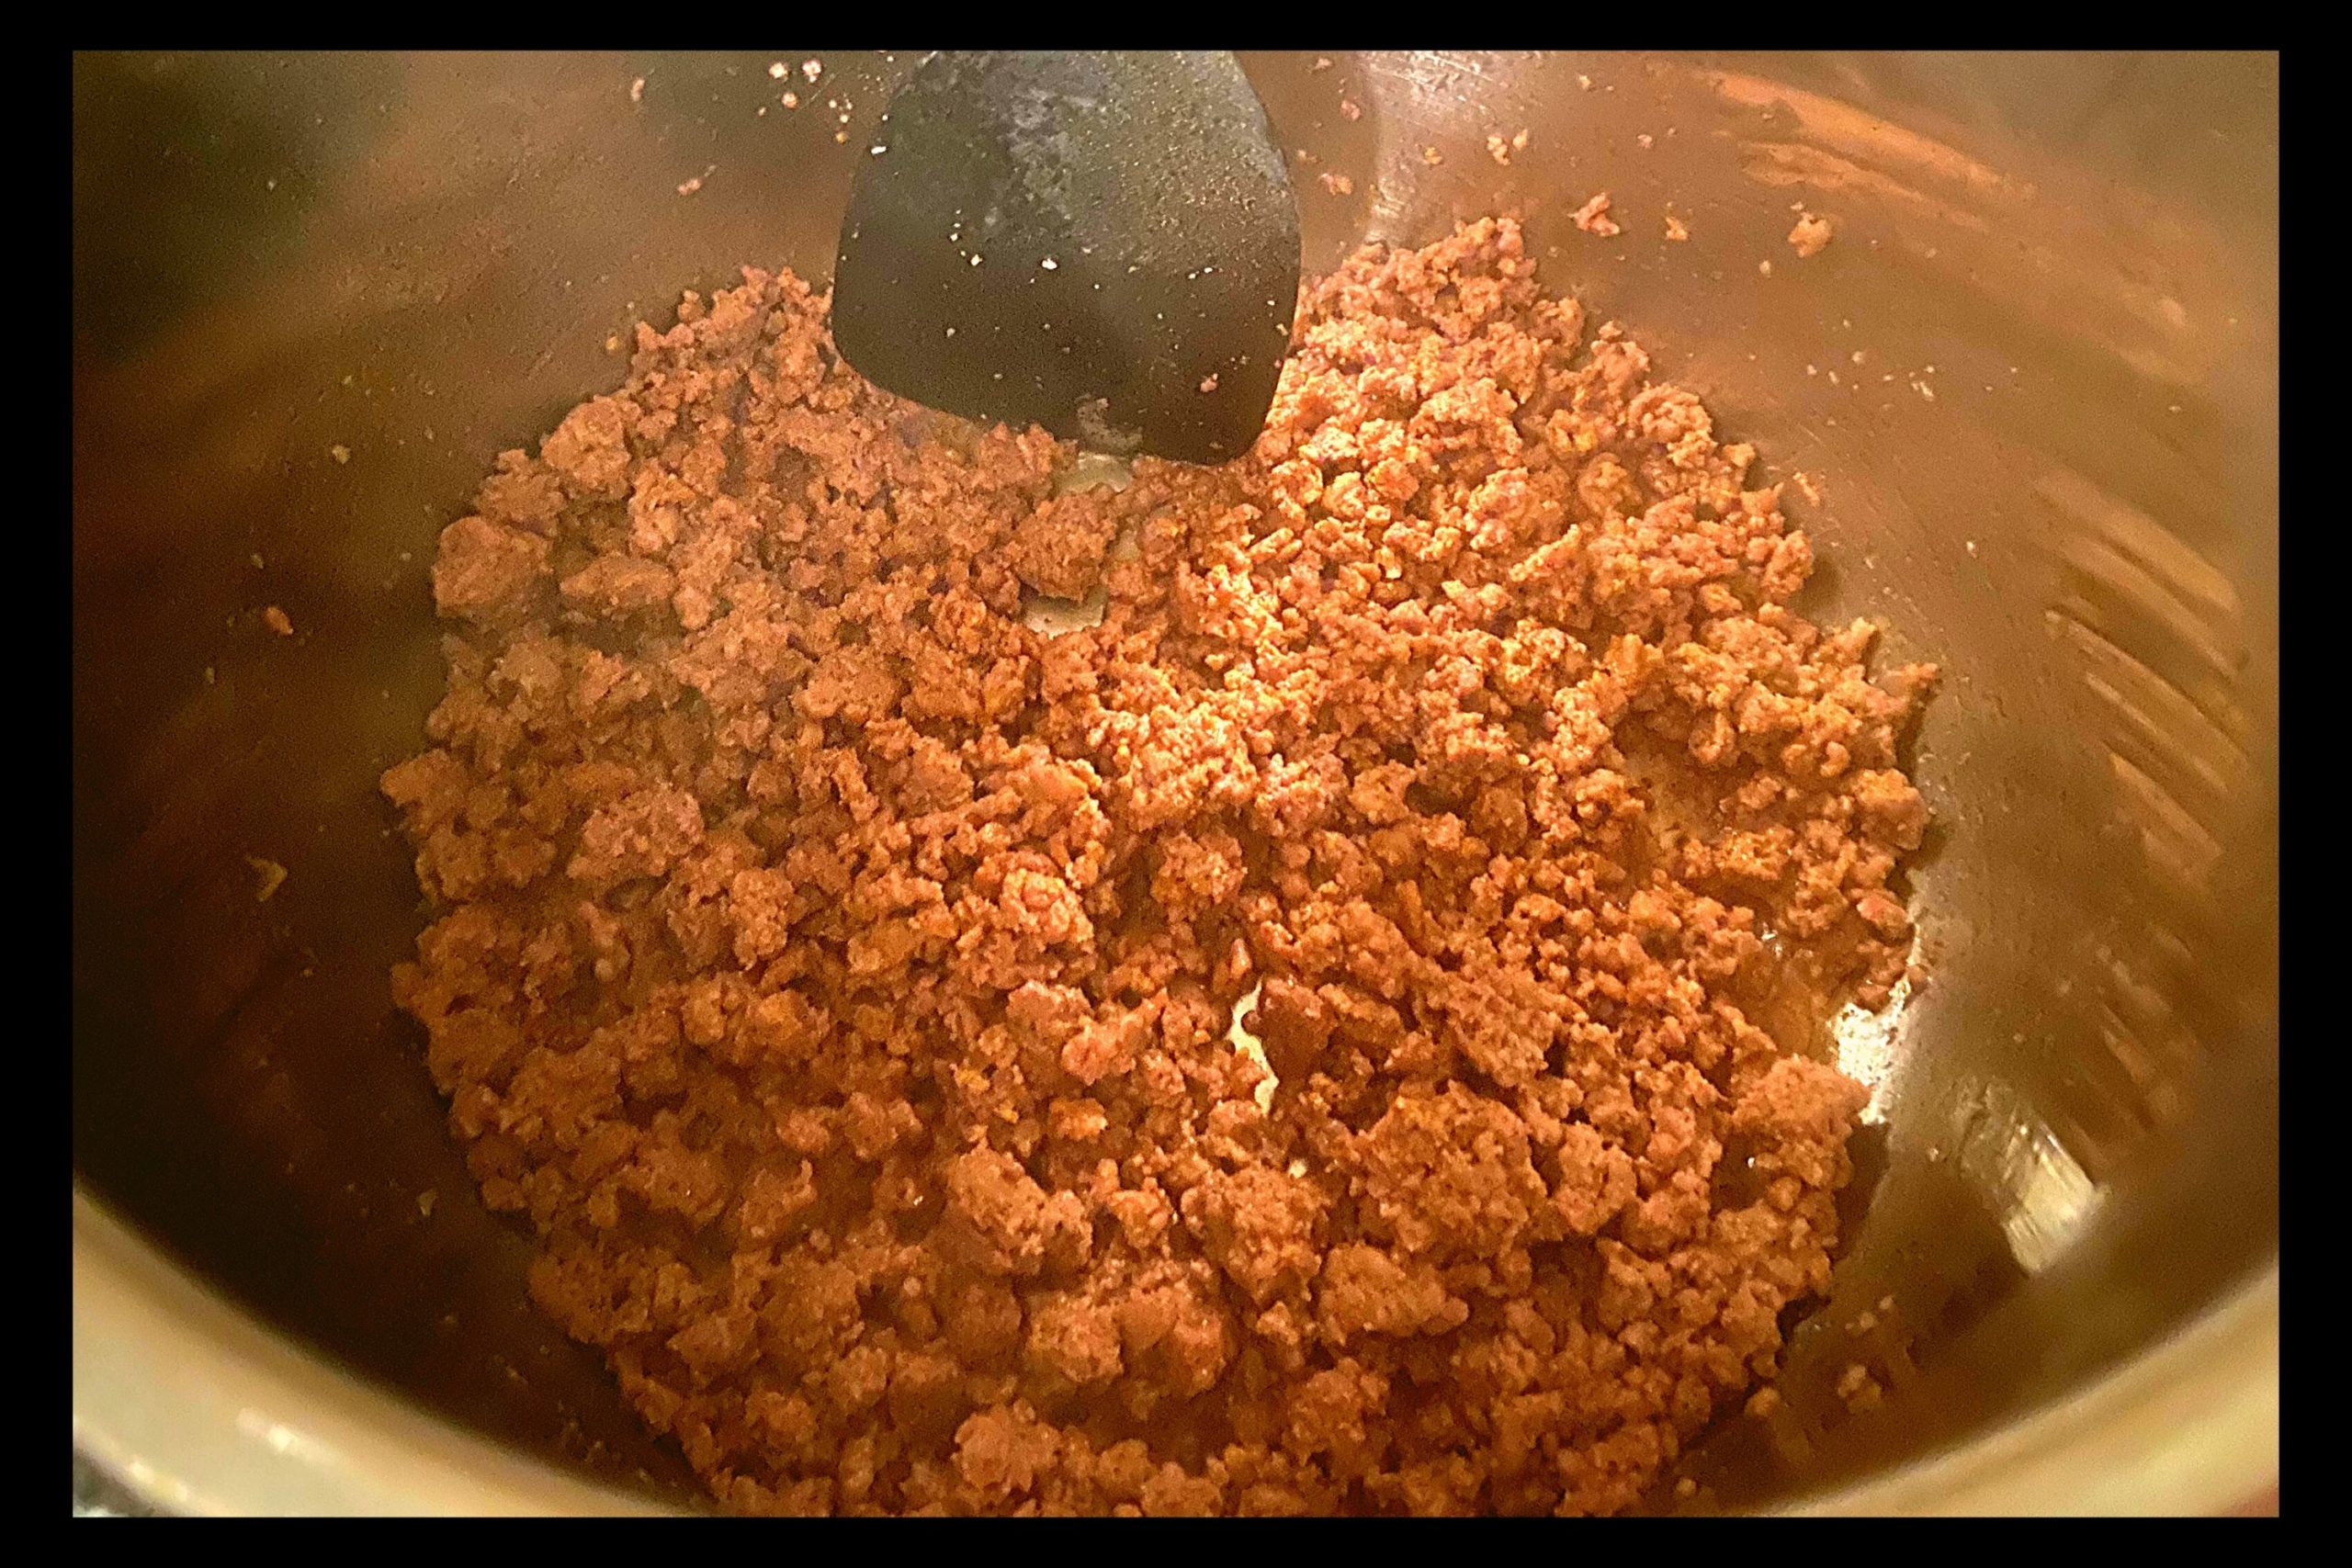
[72,51,2277,1511]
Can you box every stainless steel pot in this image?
[71,50,2278,1514]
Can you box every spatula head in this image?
[831,51,1301,466]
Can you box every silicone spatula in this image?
[831,51,1301,466]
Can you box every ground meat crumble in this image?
[383,217,1937,1517]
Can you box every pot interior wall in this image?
[72,50,2278,1510]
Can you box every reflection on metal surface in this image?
[2041,469,2247,705]
[1830,973,1909,1124]
[1702,68,2030,206]
[1053,451,1135,494]
[235,1407,331,1463]
[1226,982,1274,1115]
[1019,587,1109,637]
[1951,1075,2108,1277]
[1996,1130,2105,1278]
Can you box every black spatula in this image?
[831,51,1301,466]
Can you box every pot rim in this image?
[72,1187,2278,1517]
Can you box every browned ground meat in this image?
[383,216,1936,1516]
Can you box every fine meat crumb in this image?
[1836,1361,1884,1412]
[1571,192,1622,238]
[1789,212,1834,258]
